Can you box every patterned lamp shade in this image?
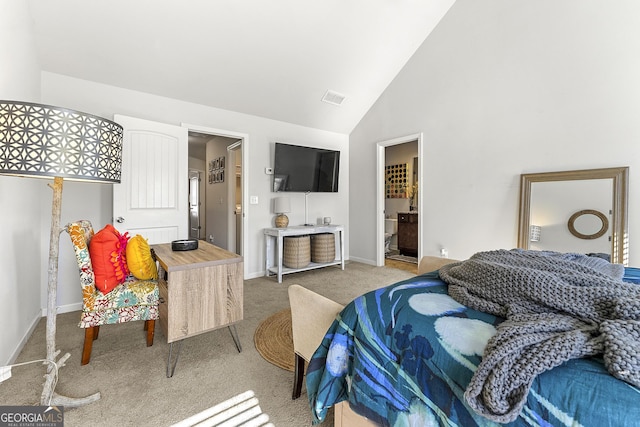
[0,100,123,182]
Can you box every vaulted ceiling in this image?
[26,0,455,134]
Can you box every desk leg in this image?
[228,325,242,353]
[166,340,183,378]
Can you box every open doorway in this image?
[376,133,423,268]
[186,126,248,259]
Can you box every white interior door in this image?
[113,115,188,244]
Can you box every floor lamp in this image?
[0,100,123,407]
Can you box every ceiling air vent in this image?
[322,90,346,106]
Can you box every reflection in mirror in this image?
[568,209,608,240]
[530,180,611,255]
[517,167,628,265]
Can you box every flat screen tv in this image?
[273,142,340,192]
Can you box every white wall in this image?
[349,0,640,266]
[40,72,350,311]
[0,0,44,364]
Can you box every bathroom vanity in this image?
[397,212,418,257]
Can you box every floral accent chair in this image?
[66,220,160,365]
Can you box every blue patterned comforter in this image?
[306,269,640,426]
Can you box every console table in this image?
[264,225,345,283]
[152,241,243,377]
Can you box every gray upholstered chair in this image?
[288,284,344,400]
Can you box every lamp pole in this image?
[41,177,101,406]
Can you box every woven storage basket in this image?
[283,235,311,268]
[311,233,335,263]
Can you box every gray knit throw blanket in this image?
[438,249,640,423]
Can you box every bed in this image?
[305,251,640,426]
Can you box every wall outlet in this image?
[440,248,448,258]
[0,366,11,383]
[250,196,258,204]
[265,167,273,175]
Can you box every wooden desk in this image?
[152,241,243,377]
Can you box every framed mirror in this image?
[517,167,629,265]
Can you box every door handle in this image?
[116,216,125,223]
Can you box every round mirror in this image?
[567,209,608,240]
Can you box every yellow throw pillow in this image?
[126,234,158,280]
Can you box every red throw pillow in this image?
[89,224,130,294]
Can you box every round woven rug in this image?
[254,308,294,372]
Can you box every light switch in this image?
[250,196,258,204]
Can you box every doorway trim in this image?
[376,133,423,266]
[188,168,205,240]
[182,123,249,278]
[226,140,242,254]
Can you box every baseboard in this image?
[41,302,82,317]
[348,256,376,266]
[246,271,265,280]
[4,312,40,365]
[5,301,81,366]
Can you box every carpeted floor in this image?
[0,261,413,426]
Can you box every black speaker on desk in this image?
[171,239,198,251]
